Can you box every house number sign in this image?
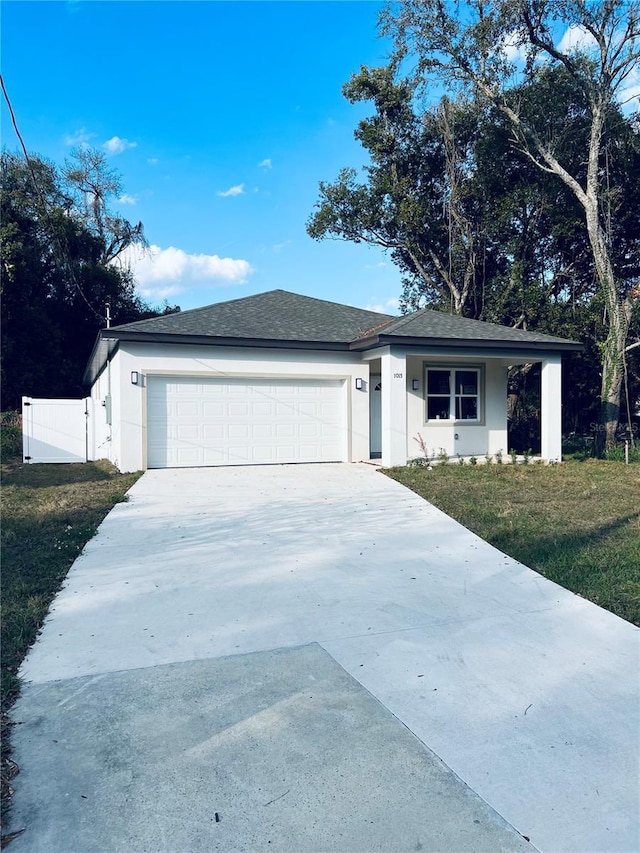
[393,373,403,379]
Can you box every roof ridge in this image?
[379,307,432,334]
[354,315,397,340]
[111,289,393,332]
[109,289,285,331]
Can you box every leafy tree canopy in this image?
[308,1,640,445]
[1,150,178,409]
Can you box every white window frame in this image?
[424,365,483,424]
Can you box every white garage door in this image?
[147,376,345,468]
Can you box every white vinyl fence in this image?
[22,397,89,464]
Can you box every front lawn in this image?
[385,459,640,626]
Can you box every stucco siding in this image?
[88,364,113,466]
[100,343,370,472]
[405,356,508,461]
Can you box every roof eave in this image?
[99,329,353,350]
[82,333,119,386]
[350,334,584,353]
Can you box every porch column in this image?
[381,348,407,466]
[541,356,562,461]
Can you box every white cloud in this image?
[116,243,253,300]
[64,127,94,147]
[118,194,137,205]
[258,158,272,169]
[103,136,137,155]
[501,31,527,63]
[619,65,640,110]
[217,184,245,197]
[147,157,159,166]
[363,297,400,315]
[557,25,598,55]
[272,239,292,252]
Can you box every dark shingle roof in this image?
[85,289,582,385]
[365,308,579,347]
[111,289,393,343]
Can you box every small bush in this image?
[604,444,640,463]
[0,413,22,462]
[407,457,428,468]
[437,447,450,465]
[469,455,478,466]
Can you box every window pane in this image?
[455,370,477,395]
[456,397,478,420]
[428,398,450,420]
[428,370,450,395]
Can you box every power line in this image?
[1,73,103,320]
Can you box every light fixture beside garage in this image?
[355,378,364,391]
[131,371,139,385]
[412,379,420,391]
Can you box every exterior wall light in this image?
[412,379,420,391]
[131,371,139,385]
[355,378,364,391]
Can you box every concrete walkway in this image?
[8,464,640,852]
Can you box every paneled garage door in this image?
[147,376,345,468]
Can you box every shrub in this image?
[407,457,428,468]
[0,412,22,462]
[604,444,640,463]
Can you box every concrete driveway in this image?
[8,464,639,852]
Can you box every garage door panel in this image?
[224,402,244,417]
[275,423,295,438]
[202,401,225,417]
[177,424,199,440]
[253,424,273,439]
[228,424,249,439]
[147,376,345,468]
[253,402,274,417]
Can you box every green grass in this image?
[385,459,640,626]
[1,457,142,828]
[1,459,142,706]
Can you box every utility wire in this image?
[1,73,103,319]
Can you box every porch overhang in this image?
[361,343,575,467]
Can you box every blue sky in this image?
[2,0,404,313]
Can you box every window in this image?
[425,367,481,422]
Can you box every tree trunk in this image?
[583,193,631,451]
[596,291,633,451]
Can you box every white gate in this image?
[22,397,89,464]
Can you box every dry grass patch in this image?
[385,460,640,626]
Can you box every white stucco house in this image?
[71,289,582,472]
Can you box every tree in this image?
[308,66,500,318]
[62,147,146,264]
[382,0,640,447]
[0,151,177,409]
